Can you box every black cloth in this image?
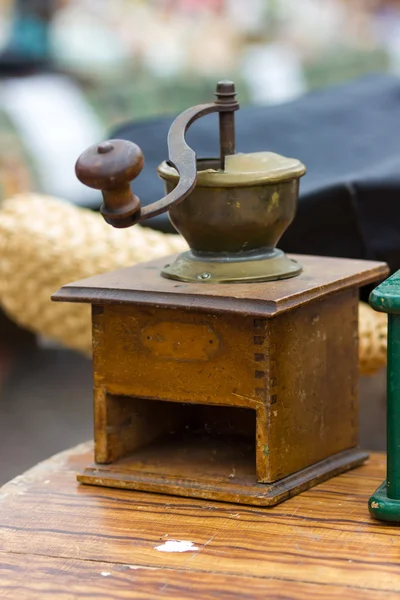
[111,74,400,283]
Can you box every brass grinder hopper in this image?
[76,81,306,283]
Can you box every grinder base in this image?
[161,248,302,283]
[78,446,368,508]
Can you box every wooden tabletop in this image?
[0,444,399,599]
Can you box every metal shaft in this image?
[215,81,239,169]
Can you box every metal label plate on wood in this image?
[140,322,219,361]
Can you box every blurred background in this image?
[0,0,400,203]
[0,0,396,482]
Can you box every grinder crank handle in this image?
[75,81,239,229]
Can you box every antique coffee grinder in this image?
[54,81,387,506]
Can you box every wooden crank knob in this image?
[75,139,144,228]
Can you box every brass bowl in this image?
[157,155,306,283]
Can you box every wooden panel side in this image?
[95,394,184,464]
[93,307,185,464]
[94,306,269,409]
[268,289,359,481]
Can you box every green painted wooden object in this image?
[369,269,400,522]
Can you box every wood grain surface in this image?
[87,288,364,505]
[1,443,400,599]
[53,254,388,317]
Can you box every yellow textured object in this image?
[358,300,387,376]
[0,194,187,356]
[0,194,387,375]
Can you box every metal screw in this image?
[97,142,114,154]
[198,272,211,280]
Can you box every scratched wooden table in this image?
[0,443,399,599]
